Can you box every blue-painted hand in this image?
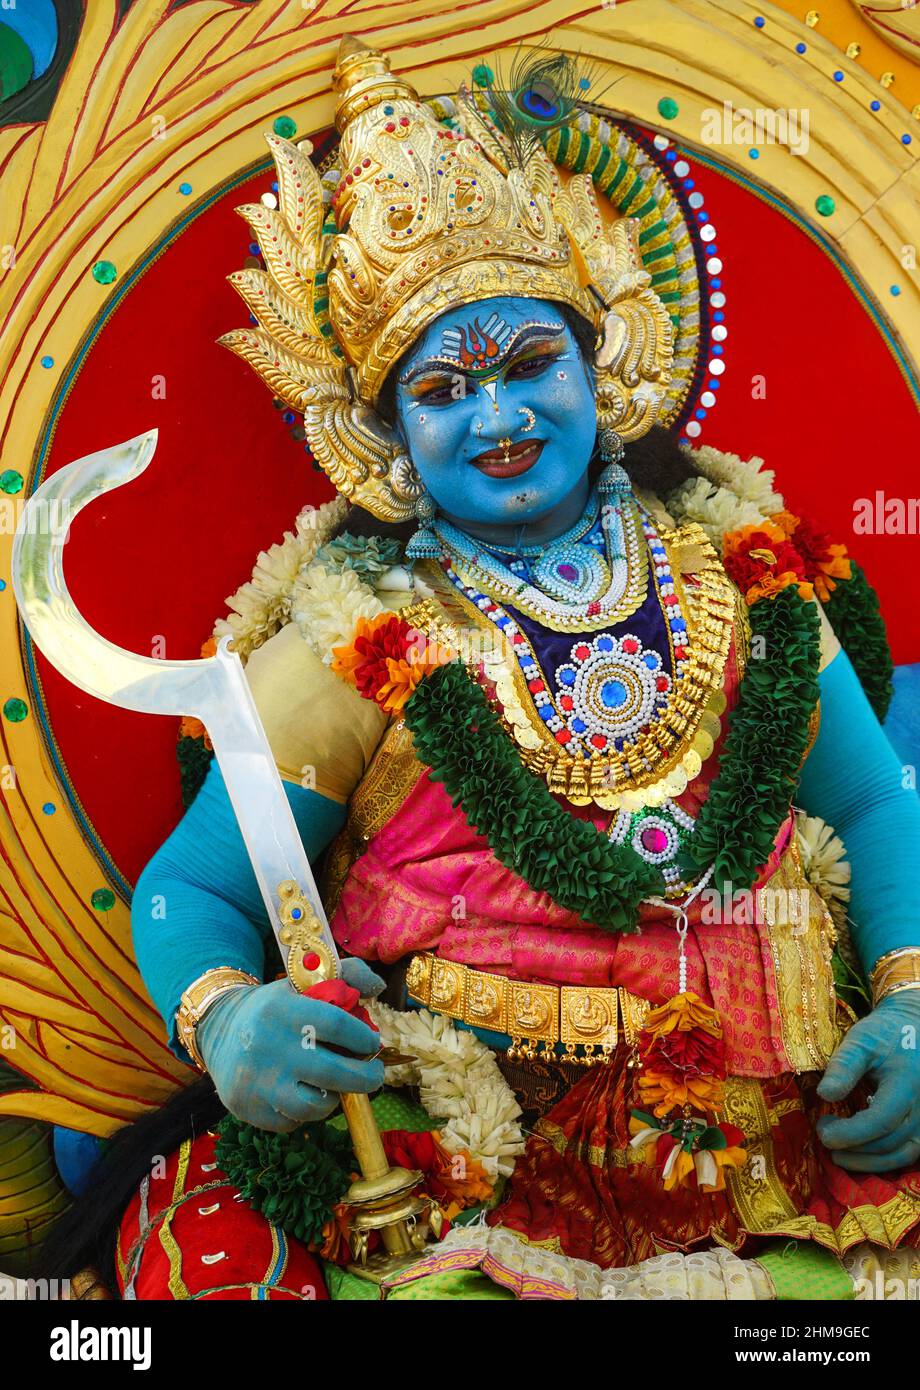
[197,957,386,1132]
[816,993,920,1172]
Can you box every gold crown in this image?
[220,35,673,521]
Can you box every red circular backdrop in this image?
[31,126,920,890]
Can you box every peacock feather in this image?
[458,39,618,173]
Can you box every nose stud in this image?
[518,407,536,433]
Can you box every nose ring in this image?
[518,407,536,433]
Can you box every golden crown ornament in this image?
[219,35,674,522]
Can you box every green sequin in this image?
[92,261,117,285]
[815,195,836,217]
[91,888,116,912]
[273,116,297,139]
[657,97,679,120]
[2,697,28,723]
[1,470,23,495]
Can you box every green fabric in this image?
[324,1262,513,1301]
[387,1269,515,1300]
[323,1263,384,1301]
[176,732,213,807]
[214,1114,354,1247]
[327,1090,437,1134]
[405,587,821,930]
[753,1240,854,1301]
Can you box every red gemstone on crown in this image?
[555,729,572,744]
[590,734,607,750]
[574,645,590,661]
[622,638,639,654]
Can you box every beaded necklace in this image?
[433,491,648,630]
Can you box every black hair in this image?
[337,299,696,542]
[35,1077,225,1292]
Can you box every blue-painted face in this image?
[393,295,597,529]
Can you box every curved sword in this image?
[11,429,341,983]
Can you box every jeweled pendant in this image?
[530,541,607,603]
[406,525,442,560]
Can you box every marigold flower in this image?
[723,520,814,605]
[380,1129,493,1220]
[641,991,723,1042]
[771,510,851,602]
[637,1068,726,1118]
[332,613,453,709]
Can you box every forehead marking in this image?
[398,318,566,386]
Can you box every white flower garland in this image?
[794,809,852,942]
[668,444,785,554]
[213,497,348,660]
[291,561,385,661]
[366,999,525,1180]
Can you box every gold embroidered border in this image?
[159,1140,192,1301]
[720,1078,920,1255]
[761,840,842,1074]
[322,720,425,916]
[348,721,424,842]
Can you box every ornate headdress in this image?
[220,36,674,521]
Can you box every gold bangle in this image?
[175,967,260,1072]
[869,948,920,1008]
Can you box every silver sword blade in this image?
[11,429,340,981]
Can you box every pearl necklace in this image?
[435,491,648,631]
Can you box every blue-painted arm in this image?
[131,758,346,1058]
[797,647,920,974]
[797,647,920,1169]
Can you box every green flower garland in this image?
[407,663,661,932]
[177,732,213,808]
[823,562,894,722]
[681,586,821,894]
[214,1115,355,1247]
[404,587,821,929]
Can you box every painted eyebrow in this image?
[396,321,566,386]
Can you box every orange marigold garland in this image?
[629,916,746,1193]
[772,510,852,603]
[722,510,852,608]
[331,612,453,714]
[722,519,813,605]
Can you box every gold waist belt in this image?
[405,953,651,1064]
